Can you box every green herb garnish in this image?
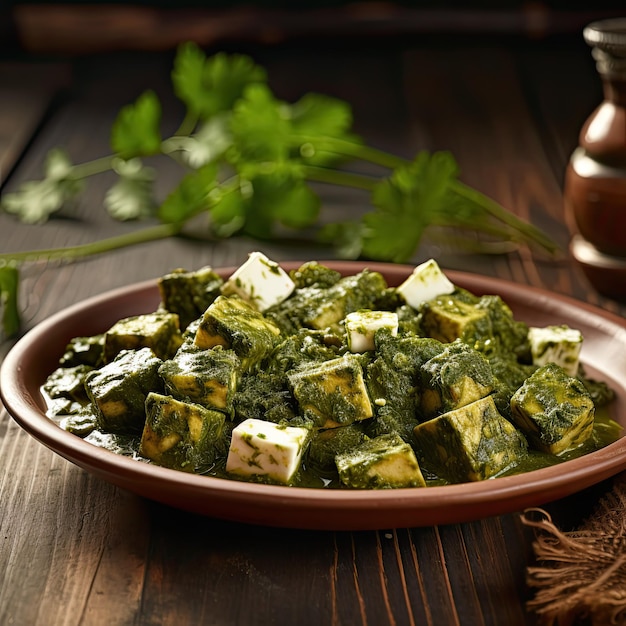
[0,43,558,338]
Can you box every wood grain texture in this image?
[0,62,70,185]
[1,36,624,626]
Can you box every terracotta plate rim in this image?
[2,261,626,530]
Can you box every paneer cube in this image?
[266,269,387,334]
[103,311,183,362]
[221,251,295,312]
[528,325,583,377]
[288,354,373,428]
[193,295,282,369]
[420,340,495,418]
[335,433,426,489]
[159,344,240,415]
[225,418,310,484]
[468,295,530,359]
[85,347,163,434]
[419,295,488,344]
[158,265,224,330]
[396,259,455,309]
[304,270,387,331]
[140,392,226,471]
[139,393,226,471]
[345,310,398,352]
[413,395,528,483]
[510,363,595,454]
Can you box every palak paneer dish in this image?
[43,253,620,489]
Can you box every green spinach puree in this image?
[42,258,621,489]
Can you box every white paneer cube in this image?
[221,251,295,312]
[528,325,583,377]
[396,259,455,309]
[345,310,398,352]
[226,418,309,484]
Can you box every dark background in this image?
[2,1,626,60]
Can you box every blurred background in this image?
[2,1,626,58]
[1,1,626,295]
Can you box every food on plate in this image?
[158,266,223,330]
[84,347,163,435]
[43,252,620,489]
[102,310,183,362]
[140,392,227,470]
[193,295,282,369]
[288,354,374,429]
[419,340,495,418]
[510,363,595,454]
[335,433,426,489]
[527,325,583,377]
[159,343,240,416]
[226,418,310,484]
[413,395,528,482]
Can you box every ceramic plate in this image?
[2,261,626,530]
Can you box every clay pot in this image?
[565,18,626,300]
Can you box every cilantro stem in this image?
[430,214,537,247]
[297,135,558,255]
[295,135,407,170]
[0,47,563,339]
[174,112,199,138]
[67,155,116,180]
[303,153,557,254]
[452,181,560,254]
[0,265,20,337]
[0,223,181,264]
[303,165,378,191]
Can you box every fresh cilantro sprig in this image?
[0,42,558,338]
[0,264,19,339]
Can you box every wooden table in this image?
[1,29,625,626]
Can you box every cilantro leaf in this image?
[0,148,83,223]
[244,169,320,238]
[158,163,218,224]
[209,165,319,240]
[45,147,75,180]
[0,47,558,342]
[105,158,156,220]
[162,115,232,169]
[110,90,162,159]
[361,151,459,263]
[229,84,291,163]
[2,180,67,224]
[209,189,247,237]
[289,93,360,166]
[0,265,19,338]
[172,44,266,120]
[290,93,353,139]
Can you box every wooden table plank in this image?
[0,62,70,185]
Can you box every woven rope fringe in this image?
[521,473,626,626]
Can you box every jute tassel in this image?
[521,473,626,626]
